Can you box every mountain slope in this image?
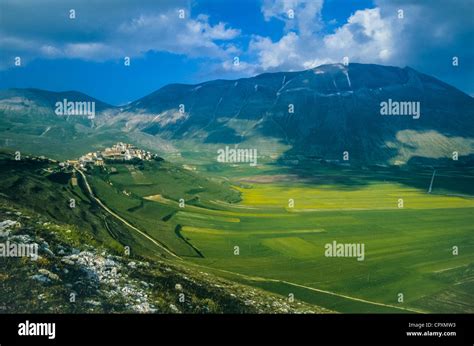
[125,63,474,164]
[0,88,179,159]
[1,63,473,165]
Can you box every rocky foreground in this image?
[0,203,331,314]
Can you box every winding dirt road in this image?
[75,168,181,260]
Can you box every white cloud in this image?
[250,32,300,70]
[261,0,324,36]
[114,12,241,59]
[221,59,257,73]
[63,43,123,60]
[247,5,399,74]
[40,45,62,57]
[0,2,241,66]
[324,8,396,62]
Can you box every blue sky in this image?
[0,0,472,105]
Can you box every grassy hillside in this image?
[0,151,323,313]
[84,159,241,257]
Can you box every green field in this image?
[85,159,474,313]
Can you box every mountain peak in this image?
[0,88,114,110]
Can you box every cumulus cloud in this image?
[261,0,324,36]
[239,0,472,95]
[250,32,300,70]
[113,12,240,59]
[0,0,241,67]
[324,8,396,62]
[247,6,399,74]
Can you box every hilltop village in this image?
[61,142,158,169]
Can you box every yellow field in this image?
[235,182,474,210]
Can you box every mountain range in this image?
[1,63,473,165]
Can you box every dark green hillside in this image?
[0,151,157,257]
[92,159,241,204]
[0,150,241,258]
[81,158,241,257]
[0,150,325,313]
